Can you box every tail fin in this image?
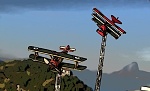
[111,15,122,24]
[59,45,70,51]
[66,45,70,50]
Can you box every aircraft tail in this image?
[111,15,122,24]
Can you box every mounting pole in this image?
[55,73,62,91]
[94,33,107,91]
[55,69,71,91]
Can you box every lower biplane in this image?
[28,45,87,74]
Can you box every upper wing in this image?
[28,46,87,62]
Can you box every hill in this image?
[0,59,93,91]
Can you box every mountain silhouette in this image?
[0,59,2,62]
[121,62,139,72]
[111,62,139,76]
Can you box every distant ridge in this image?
[0,59,3,62]
[0,57,12,61]
[0,56,28,62]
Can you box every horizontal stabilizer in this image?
[59,45,76,52]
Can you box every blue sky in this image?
[0,0,150,73]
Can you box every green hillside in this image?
[0,59,92,91]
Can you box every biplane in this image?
[92,8,126,39]
[28,45,87,74]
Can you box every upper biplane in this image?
[92,8,126,39]
[28,45,87,74]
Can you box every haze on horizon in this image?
[0,0,150,73]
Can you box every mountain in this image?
[73,62,150,91]
[112,62,139,75]
[0,57,12,61]
[0,59,93,91]
[0,59,2,62]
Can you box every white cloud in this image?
[137,47,150,61]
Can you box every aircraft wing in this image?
[29,54,87,71]
[28,46,87,62]
[60,62,87,71]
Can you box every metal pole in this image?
[94,34,107,91]
[55,73,61,91]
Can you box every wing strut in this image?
[94,33,107,91]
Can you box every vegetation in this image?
[0,59,92,91]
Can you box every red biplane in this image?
[92,8,126,39]
[28,45,87,73]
